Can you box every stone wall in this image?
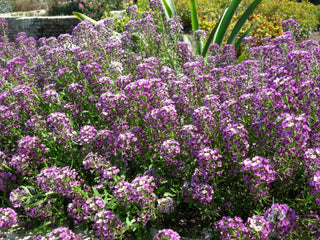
[3,16,81,42]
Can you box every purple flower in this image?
[153,229,181,240]
[93,210,124,240]
[194,29,207,42]
[149,0,163,12]
[264,203,298,237]
[82,196,106,218]
[0,207,18,231]
[246,215,271,240]
[126,5,138,19]
[215,216,249,240]
[157,196,175,214]
[181,181,214,205]
[77,125,98,145]
[48,227,81,240]
[36,166,84,199]
[67,196,87,225]
[240,156,276,198]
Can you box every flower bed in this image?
[0,2,320,240]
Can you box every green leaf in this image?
[234,21,259,50]
[27,196,47,208]
[72,12,98,25]
[227,0,262,45]
[161,0,175,19]
[125,216,137,231]
[54,77,63,85]
[163,192,175,197]
[214,0,241,47]
[201,9,225,57]
[190,0,202,55]
[190,0,199,33]
[237,52,247,64]
[182,34,193,52]
[92,186,102,198]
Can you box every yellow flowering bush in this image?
[173,0,319,42]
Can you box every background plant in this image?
[0,0,13,13]
[174,0,320,44]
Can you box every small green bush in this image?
[7,0,45,12]
[47,0,79,16]
[0,0,13,13]
[173,0,319,41]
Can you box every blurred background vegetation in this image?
[0,0,319,43]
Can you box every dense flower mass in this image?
[48,227,82,240]
[264,203,298,237]
[92,210,124,240]
[0,207,18,231]
[0,2,320,238]
[153,229,181,240]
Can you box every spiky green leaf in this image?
[227,0,262,45]
[72,11,98,25]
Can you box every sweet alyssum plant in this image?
[0,1,320,239]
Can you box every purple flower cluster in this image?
[304,148,320,200]
[215,216,249,240]
[114,175,157,209]
[82,196,105,218]
[264,203,298,237]
[82,151,122,185]
[48,227,81,240]
[195,147,222,181]
[215,204,298,240]
[9,135,48,176]
[92,210,124,240]
[181,181,214,205]
[153,229,181,240]
[220,119,249,162]
[1,5,320,238]
[157,196,175,214]
[246,215,271,240]
[0,207,18,231]
[36,166,84,199]
[0,151,17,192]
[240,156,276,198]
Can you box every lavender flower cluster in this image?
[215,204,297,240]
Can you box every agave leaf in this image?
[183,34,194,52]
[166,0,177,16]
[227,0,262,45]
[201,8,227,57]
[72,11,98,25]
[190,0,199,33]
[234,21,259,50]
[190,0,201,54]
[214,0,241,47]
[161,0,177,19]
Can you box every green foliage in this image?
[252,0,319,40]
[47,0,127,18]
[174,0,320,43]
[163,0,260,56]
[47,0,79,16]
[6,0,45,12]
[0,0,13,13]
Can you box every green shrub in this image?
[173,0,319,41]
[47,0,79,16]
[251,0,319,40]
[7,0,45,12]
[0,0,13,13]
